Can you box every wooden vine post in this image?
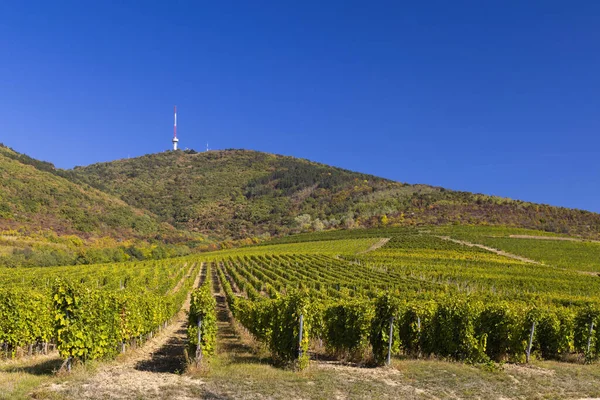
[587,321,595,355]
[526,321,536,363]
[386,316,395,366]
[298,313,304,361]
[195,317,203,367]
[65,309,72,372]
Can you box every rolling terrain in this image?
[3,144,600,245]
[2,144,600,399]
[4,144,600,268]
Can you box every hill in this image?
[67,149,600,239]
[0,145,198,266]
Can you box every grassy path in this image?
[357,237,390,254]
[212,266,261,363]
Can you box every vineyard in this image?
[0,259,199,364]
[196,231,600,367]
[2,226,600,398]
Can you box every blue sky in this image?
[1,1,599,212]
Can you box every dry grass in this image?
[0,354,95,400]
[4,347,600,399]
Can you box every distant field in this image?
[463,237,600,273]
[236,237,385,255]
[433,225,600,273]
[433,225,563,239]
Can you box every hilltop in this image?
[67,149,600,239]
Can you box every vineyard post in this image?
[387,317,394,366]
[298,313,304,361]
[66,309,72,372]
[526,321,536,363]
[587,321,595,355]
[195,317,203,366]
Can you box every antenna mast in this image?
[172,106,179,150]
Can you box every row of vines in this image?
[187,262,217,366]
[207,252,600,369]
[0,259,199,364]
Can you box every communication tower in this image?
[172,106,179,150]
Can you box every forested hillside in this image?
[0,145,199,267]
[0,145,174,237]
[68,149,600,239]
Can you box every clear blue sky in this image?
[1,1,599,212]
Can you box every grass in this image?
[196,359,405,399]
[393,359,600,399]
[0,355,96,400]
[182,355,600,399]
[6,353,600,399]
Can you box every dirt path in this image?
[42,265,206,400]
[357,238,391,255]
[212,267,261,362]
[436,236,543,265]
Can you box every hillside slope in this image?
[67,149,600,239]
[0,144,177,240]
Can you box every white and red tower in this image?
[172,106,179,150]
